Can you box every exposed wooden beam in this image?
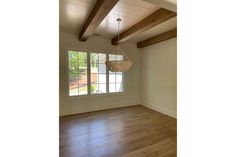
[79,0,119,41]
[137,28,177,48]
[111,8,176,45]
[142,0,177,12]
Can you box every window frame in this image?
[68,51,89,96]
[68,51,126,97]
[108,54,124,93]
[90,52,107,94]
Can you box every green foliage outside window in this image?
[69,51,87,80]
[91,84,97,93]
[90,53,97,68]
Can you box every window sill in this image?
[69,92,126,98]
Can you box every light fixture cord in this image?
[115,18,130,61]
[117,19,120,55]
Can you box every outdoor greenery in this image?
[69,51,124,96]
[69,51,86,71]
[90,53,98,68]
[69,51,98,78]
[91,84,97,93]
[69,51,88,80]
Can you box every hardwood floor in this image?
[60,105,177,157]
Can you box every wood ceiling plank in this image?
[137,28,177,48]
[79,0,119,41]
[111,8,176,45]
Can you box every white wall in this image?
[141,38,177,118]
[59,32,141,116]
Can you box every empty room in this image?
[3,0,236,157]
[59,0,177,156]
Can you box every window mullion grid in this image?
[106,54,109,93]
[98,53,100,93]
[87,52,91,95]
[69,52,124,96]
[77,52,80,95]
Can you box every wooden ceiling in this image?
[59,0,177,48]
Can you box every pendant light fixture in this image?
[105,18,132,72]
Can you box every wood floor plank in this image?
[60,105,177,157]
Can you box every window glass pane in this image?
[109,73,116,83]
[91,73,106,84]
[91,83,98,94]
[79,73,87,85]
[91,73,98,84]
[116,83,123,92]
[90,53,107,94]
[108,63,124,93]
[69,51,88,96]
[78,66,87,74]
[116,72,123,83]
[109,54,116,60]
[78,62,87,68]
[98,73,106,83]
[98,54,106,63]
[108,54,124,93]
[109,54,123,61]
[69,84,79,96]
[109,83,116,93]
[79,85,87,95]
[98,83,106,93]
[91,65,98,73]
[109,70,116,74]
[69,73,79,82]
[69,63,79,73]
[69,74,79,96]
[68,51,78,62]
[116,55,123,61]
[90,53,98,66]
[77,52,87,63]
[91,63,98,68]
[98,64,106,73]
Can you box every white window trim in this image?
[68,51,126,97]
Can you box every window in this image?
[68,51,124,96]
[90,53,107,94]
[109,54,124,93]
[68,51,88,96]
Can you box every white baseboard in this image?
[142,103,177,118]
[60,103,140,116]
